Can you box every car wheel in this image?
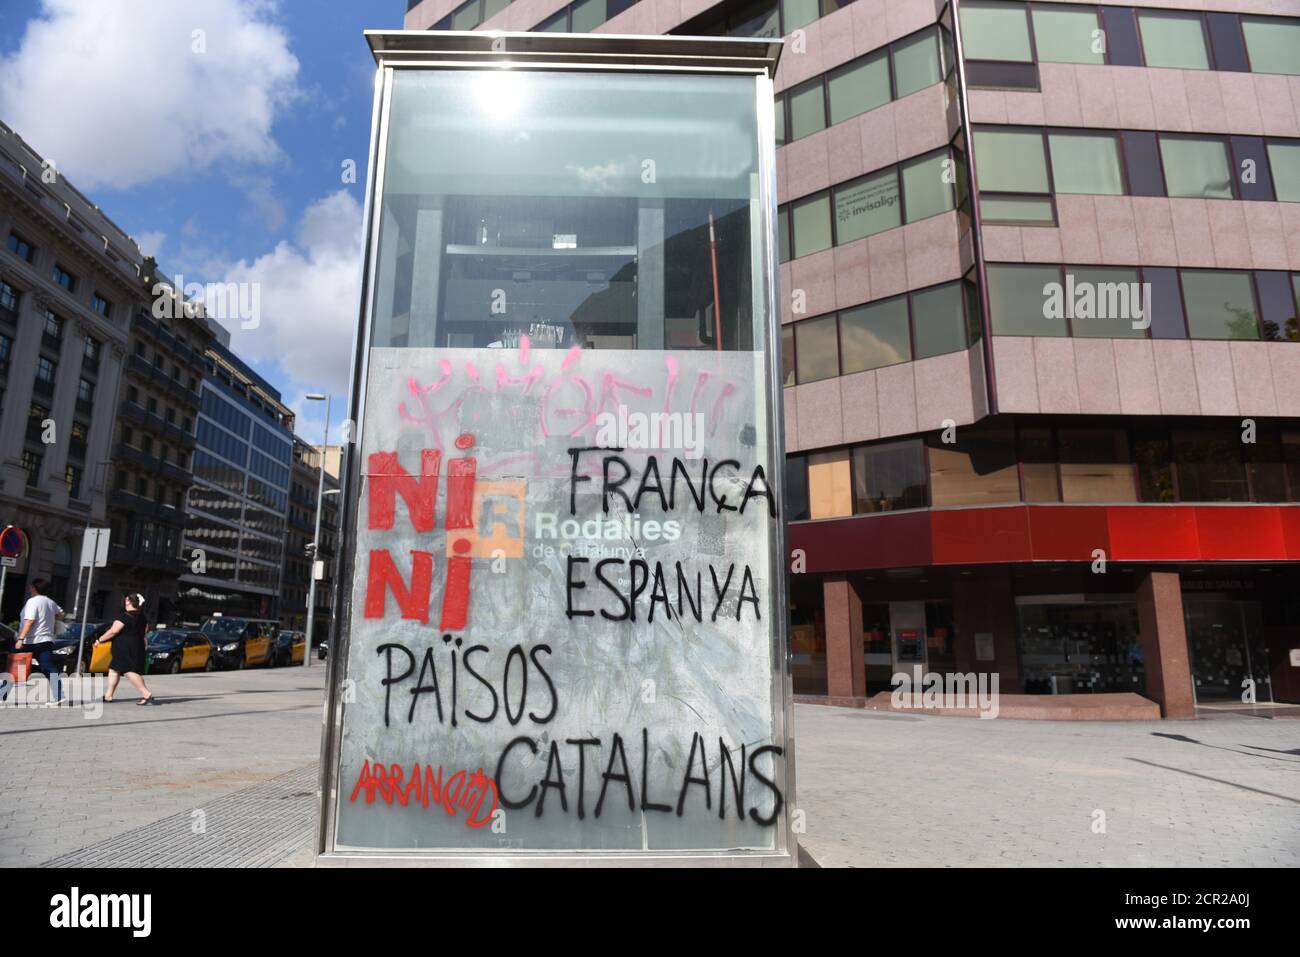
[169,659,181,675]
[236,655,245,670]
[204,656,215,672]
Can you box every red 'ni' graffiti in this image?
[365,433,478,630]
[349,759,498,829]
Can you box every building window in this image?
[807,450,853,519]
[1267,141,1300,202]
[827,50,890,125]
[794,314,839,383]
[66,465,82,498]
[901,151,956,223]
[136,476,149,496]
[43,311,63,340]
[1137,10,1210,69]
[1048,131,1124,195]
[1173,431,1249,501]
[92,293,111,317]
[788,78,826,141]
[927,425,1020,506]
[790,193,832,258]
[1056,429,1135,502]
[0,281,18,315]
[84,336,101,363]
[0,333,11,365]
[852,440,926,512]
[986,263,1068,337]
[51,264,76,291]
[833,168,900,243]
[959,1,1033,62]
[1241,17,1300,75]
[1030,6,1104,65]
[974,127,1049,193]
[1179,271,1259,339]
[1066,267,1149,339]
[35,355,57,383]
[891,29,941,99]
[21,450,41,487]
[839,297,910,373]
[78,378,94,402]
[911,282,968,359]
[6,232,34,262]
[1159,135,1233,199]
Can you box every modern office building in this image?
[0,120,134,622]
[282,436,339,645]
[403,0,1300,715]
[100,261,214,623]
[176,332,295,624]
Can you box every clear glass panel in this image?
[782,323,795,386]
[1138,11,1209,70]
[1242,17,1300,75]
[1267,141,1300,202]
[372,70,763,350]
[570,0,605,33]
[1048,132,1123,194]
[788,80,826,140]
[1066,267,1148,338]
[979,195,1055,224]
[791,192,832,257]
[986,263,1066,336]
[1180,270,1260,339]
[1020,428,1059,502]
[1174,431,1249,501]
[973,129,1048,193]
[782,0,821,33]
[1160,136,1232,199]
[795,314,839,382]
[807,450,853,518]
[839,297,911,373]
[774,94,787,146]
[892,29,942,98]
[833,168,901,244]
[910,282,967,358]
[901,150,954,223]
[483,0,511,20]
[827,52,891,124]
[1032,7,1104,65]
[349,68,783,854]
[958,2,1033,62]
[778,207,791,262]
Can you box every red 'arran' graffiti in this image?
[349,759,498,829]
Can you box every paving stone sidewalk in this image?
[3,666,1296,867]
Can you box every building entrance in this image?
[1185,598,1272,705]
[1016,597,1145,695]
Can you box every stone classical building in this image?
[0,120,134,622]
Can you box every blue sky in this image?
[0,0,402,440]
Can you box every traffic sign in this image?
[0,556,15,567]
[0,525,26,558]
[80,527,111,568]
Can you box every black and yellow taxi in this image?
[200,616,279,670]
[273,630,307,667]
[145,628,215,673]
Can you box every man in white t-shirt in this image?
[17,579,65,702]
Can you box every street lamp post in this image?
[303,393,331,668]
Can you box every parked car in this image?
[199,617,278,669]
[146,629,214,674]
[317,640,328,661]
[50,622,101,673]
[273,630,306,667]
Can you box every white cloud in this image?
[0,0,299,190]
[217,190,364,407]
[135,230,167,258]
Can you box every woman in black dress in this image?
[92,592,156,705]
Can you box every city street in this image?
[2,668,1296,868]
